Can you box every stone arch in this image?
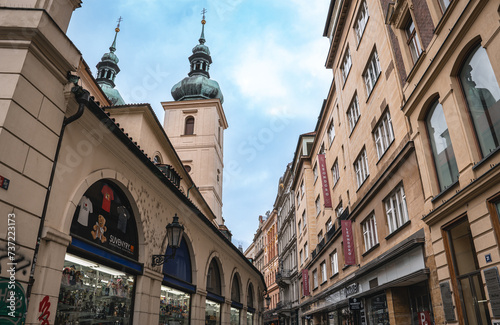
[204,252,225,297]
[245,280,255,308]
[230,268,242,303]
[450,35,483,77]
[159,229,198,286]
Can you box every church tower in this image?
[162,11,228,226]
[96,18,126,105]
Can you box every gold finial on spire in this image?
[115,16,123,32]
[201,8,207,25]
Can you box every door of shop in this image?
[446,218,491,324]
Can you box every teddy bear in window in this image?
[92,214,107,243]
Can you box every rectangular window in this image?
[315,195,321,216]
[362,214,378,251]
[302,211,307,228]
[328,119,335,144]
[318,230,324,243]
[313,269,318,289]
[300,249,304,265]
[384,184,409,233]
[405,16,422,64]
[313,163,318,182]
[326,218,333,232]
[332,160,340,186]
[301,180,305,197]
[298,221,302,235]
[354,1,369,45]
[347,94,361,132]
[305,242,309,259]
[354,149,369,188]
[438,0,451,12]
[341,48,352,83]
[373,111,395,159]
[336,202,343,218]
[330,251,338,275]
[363,50,381,95]
[297,193,300,207]
[320,262,327,283]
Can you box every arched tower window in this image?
[231,273,241,303]
[185,116,195,135]
[426,100,459,191]
[206,259,221,295]
[459,45,500,157]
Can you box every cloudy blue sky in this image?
[67,0,332,250]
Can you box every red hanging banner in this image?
[302,269,310,296]
[342,220,356,265]
[317,154,332,208]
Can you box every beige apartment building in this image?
[0,1,265,324]
[290,0,500,323]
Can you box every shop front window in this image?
[205,300,221,325]
[247,311,254,325]
[328,310,339,325]
[366,294,389,325]
[230,307,240,325]
[56,253,135,325]
[409,282,434,325]
[159,286,190,325]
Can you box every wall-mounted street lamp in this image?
[265,294,271,309]
[152,214,184,266]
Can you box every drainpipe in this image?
[25,82,91,309]
[187,183,196,198]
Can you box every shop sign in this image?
[346,283,358,296]
[484,267,500,318]
[341,220,356,265]
[439,281,456,321]
[302,269,310,296]
[70,180,139,260]
[418,311,431,325]
[317,154,332,208]
[349,298,362,310]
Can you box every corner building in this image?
[0,2,265,324]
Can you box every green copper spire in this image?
[171,9,223,103]
[96,17,125,106]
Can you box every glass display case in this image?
[205,300,220,325]
[159,286,190,325]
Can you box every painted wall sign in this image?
[317,154,332,208]
[302,269,310,296]
[484,267,500,318]
[341,220,356,265]
[70,180,139,260]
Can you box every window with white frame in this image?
[385,184,409,233]
[318,230,324,243]
[320,262,327,283]
[335,202,343,218]
[300,249,303,265]
[405,16,422,64]
[326,218,333,232]
[298,220,302,235]
[300,180,305,197]
[341,48,352,83]
[330,251,338,275]
[297,192,300,207]
[347,94,361,132]
[328,119,335,144]
[305,242,309,259]
[302,211,307,228]
[354,1,369,45]
[313,269,318,288]
[354,149,369,188]
[313,163,318,182]
[362,214,378,251]
[373,111,395,159]
[363,50,381,95]
[332,160,340,186]
[315,195,321,216]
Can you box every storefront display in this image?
[205,300,221,325]
[230,307,240,325]
[159,286,190,325]
[366,294,389,325]
[247,311,254,325]
[55,253,135,325]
